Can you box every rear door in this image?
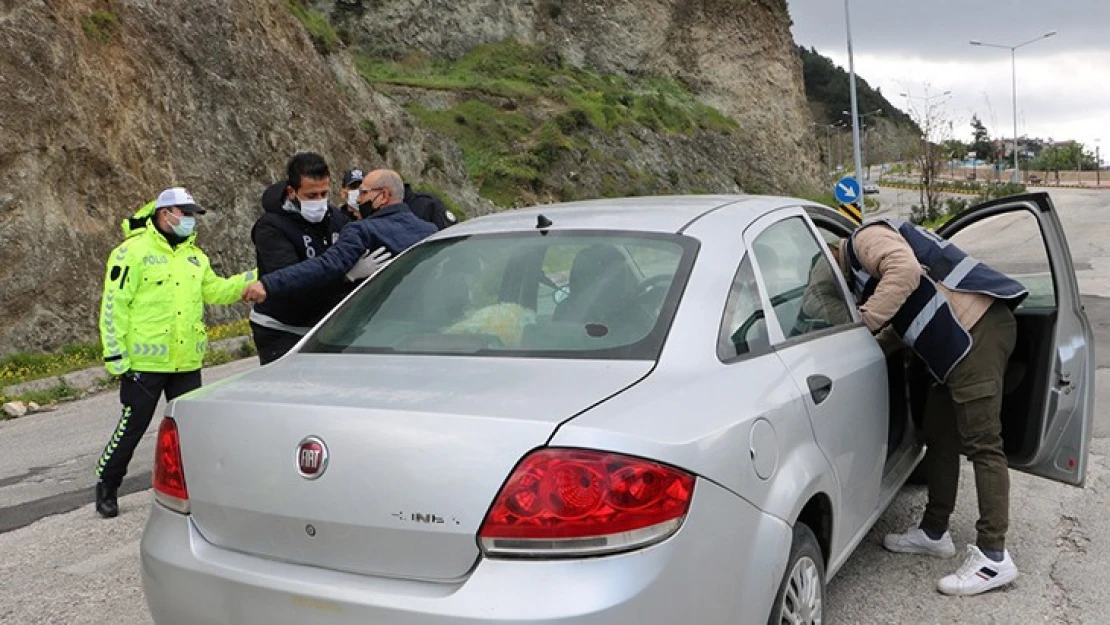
[937,192,1095,486]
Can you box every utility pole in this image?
[1097,139,1102,186]
[1078,143,1083,185]
[843,109,882,180]
[824,125,834,179]
[843,0,865,198]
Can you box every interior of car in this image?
[310,234,690,357]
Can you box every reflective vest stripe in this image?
[903,290,948,344]
[942,256,979,289]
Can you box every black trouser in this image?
[250,321,304,365]
[96,370,202,490]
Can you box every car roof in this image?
[439,195,825,236]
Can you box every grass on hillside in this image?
[356,41,739,206]
[0,338,258,413]
[81,9,119,43]
[0,319,253,390]
[286,0,340,54]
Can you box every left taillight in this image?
[478,448,695,558]
[153,417,189,514]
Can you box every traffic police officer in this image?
[95,187,256,518]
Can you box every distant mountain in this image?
[796,45,917,131]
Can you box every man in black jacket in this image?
[249,153,353,364]
[243,169,436,305]
[403,183,457,230]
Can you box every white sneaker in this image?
[937,545,1018,596]
[883,527,957,558]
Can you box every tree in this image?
[903,87,954,224]
[796,46,918,130]
[969,115,996,163]
[1028,141,1099,175]
[943,139,968,162]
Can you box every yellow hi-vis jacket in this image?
[98,204,255,375]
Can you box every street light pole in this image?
[825,125,834,177]
[970,31,1057,184]
[842,108,882,180]
[843,0,865,200]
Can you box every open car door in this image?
[937,192,1095,486]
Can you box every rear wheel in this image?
[768,523,825,625]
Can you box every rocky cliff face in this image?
[326,0,815,190]
[0,0,818,355]
[0,0,474,354]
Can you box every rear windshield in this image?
[301,231,697,360]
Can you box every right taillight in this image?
[152,417,190,514]
[478,448,695,558]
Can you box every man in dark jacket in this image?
[243,169,436,305]
[249,153,353,364]
[403,183,457,230]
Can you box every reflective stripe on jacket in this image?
[99,222,256,374]
[845,218,1027,382]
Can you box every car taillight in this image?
[479,448,695,558]
[153,417,189,514]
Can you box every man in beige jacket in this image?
[833,219,1027,596]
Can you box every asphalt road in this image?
[1,187,1107,624]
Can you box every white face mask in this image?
[299,199,328,223]
[171,215,196,237]
[347,190,360,209]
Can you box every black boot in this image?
[96,482,119,518]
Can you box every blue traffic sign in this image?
[834,176,861,205]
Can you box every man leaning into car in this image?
[831,217,1027,597]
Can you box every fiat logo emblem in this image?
[295,436,329,480]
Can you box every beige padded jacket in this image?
[839,223,993,333]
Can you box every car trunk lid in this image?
[173,354,651,581]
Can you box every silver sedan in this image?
[141,193,1093,624]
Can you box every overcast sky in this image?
[789,0,1110,160]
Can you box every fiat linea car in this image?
[141,192,1093,624]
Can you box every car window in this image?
[814,223,847,247]
[751,217,854,339]
[718,255,770,361]
[302,232,696,360]
[944,210,1056,309]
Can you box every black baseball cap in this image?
[342,169,365,188]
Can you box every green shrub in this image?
[81,9,119,43]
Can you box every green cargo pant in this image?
[919,300,1017,552]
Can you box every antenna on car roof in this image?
[536,214,552,235]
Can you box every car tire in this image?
[768,523,825,625]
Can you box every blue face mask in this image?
[171,215,196,237]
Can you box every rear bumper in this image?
[141,479,791,625]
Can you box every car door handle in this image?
[807,375,833,405]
